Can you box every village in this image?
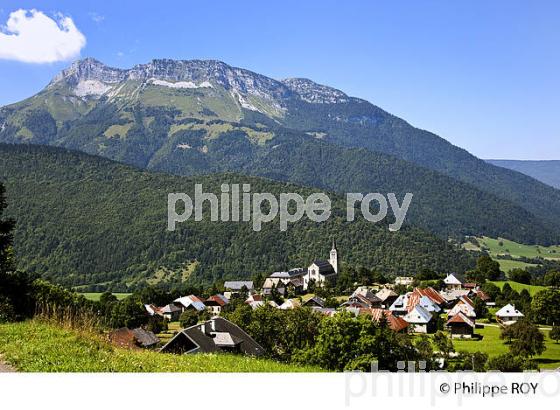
[121,242,535,361]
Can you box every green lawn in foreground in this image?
[0,320,320,372]
[489,280,547,297]
[81,292,131,301]
[453,325,560,370]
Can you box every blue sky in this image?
[1,0,559,160]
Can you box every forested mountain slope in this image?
[0,144,475,291]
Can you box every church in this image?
[303,241,339,290]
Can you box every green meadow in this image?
[453,325,560,370]
[80,292,131,301]
[464,236,560,272]
[0,320,320,372]
[488,280,547,297]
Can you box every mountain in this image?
[486,160,560,189]
[0,58,558,244]
[0,143,475,291]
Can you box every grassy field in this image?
[453,325,560,370]
[463,236,560,272]
[476,236,560,260]
[0,321,320,372]
[489,280,547,297]
[81,292,131,301]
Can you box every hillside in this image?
[0,320,318,372]
[0,144,474,290]
[0,59,558,244]
[486,160,560,189]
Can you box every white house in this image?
[403,305,434,333]
[303,241,338,290]
[496,304,524,325]
[443,273,464,290]
[448,300,476,319]
[394,276,414,286]
[174,295,206,312]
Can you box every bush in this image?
[179,310,200,328]
[487,353,537,371]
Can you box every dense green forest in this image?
[0,144,475,291]
[1,104,556,244]
[1,58,559,244]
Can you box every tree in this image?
[487,353,536,372]
[544,270,560,288]
[500,320,546,358]
[549,326,560,343]
[509,269,532,285]
[179,309,200,328]
[531,289,560,326]
[473,297,488,318]
[108,296,148,328]
[481,282,501,301]
[433,331,454,359]
[476,255,502,281]
[450,351,488,372]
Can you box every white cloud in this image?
[0,9,86,63]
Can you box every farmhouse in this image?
[367,308,409,332]
[376,288,398,309]
[160,317,265,356]
[109,327,160,349]
[403,305,434,333]
[448,300,476,320]
[174,295,206,312]
[394,276,413,286]
[342,287,382,309]
[496,304,524,325]
[446,312,475,338]
[443,273,464,290]
[303,296,325,308]
[204,294,229,315]
[223,281,254,299]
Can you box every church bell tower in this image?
[329,239,338,274]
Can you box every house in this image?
[496,304,524,325]
[160,317,265,356]
[303,296,325,308]
[263,268,306,295]
[446,312,475,338]
[376,288,398,309]
[394,276,414,286]
[443,273,464,290]
[406,294,441,313]
[223,281,254,299]
[475,290,495,306]
[412,287,446,307]
[109,327,160,349]
[279,298,301,310]
[342,287,382,309]
[439,289,472,306]
[448,300,476,320]
[204,294,229,315]
[389,294,410,316]
[173,295,206,312]
[159,303,182,321]
[262,278,286,296]
[303,241,338,290]
[366,308,409,332]
[403,305,434,333]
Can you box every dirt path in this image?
[0,356,16,372]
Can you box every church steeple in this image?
[329,238,338,274]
